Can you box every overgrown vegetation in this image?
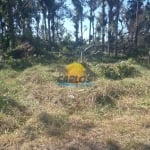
[99,62,139,80]
[0,58,150,149]
[0,1,150,149]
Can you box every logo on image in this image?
[57,62,96,87]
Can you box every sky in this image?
[63,0,132,40]
[63,0,98,40]
[64,18,90,40]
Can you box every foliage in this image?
[127,47,150,57]
[0,0,150,58]
[100,62,138,80]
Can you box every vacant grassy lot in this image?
[0,59,150,150]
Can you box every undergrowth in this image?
[0,59,150,150]
[99,62,139,80]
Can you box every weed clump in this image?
[100,62,139,80]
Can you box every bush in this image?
[100,62,138,80]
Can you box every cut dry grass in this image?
[0,62,150,150]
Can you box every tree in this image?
[34,0,41,38]
[102,0,107,52]
[126,0,145,50]
[72,0,85,45]
[8,0,15,49]
[106,0,121,56]
[96,0,107,51]
[144,1,150,49]
[39,0,48,40]
[40,0,65,43]
[137,1,150,50]
[86,0,100,44]
[0,0,7,50]
[114,0,123,57]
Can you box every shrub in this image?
[101,65,120,79]
[100,62,138,80]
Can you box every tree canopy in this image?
[0,0,150,58]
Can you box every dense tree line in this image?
[0,0,150,58]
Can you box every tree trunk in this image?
[0,19,5,50]
[42,10,47,40]
[135,0,139,49]
[8,0,15,49]
[114,0,120,57]
[36,13,40,38]
[102,0,105,52]
[108,10,112,56]
[51,14,55,43]
[89,10,92,44]
[81,16,83,40]
[92,14,95,42]
[48,12,51,43]
[75,21,79,45]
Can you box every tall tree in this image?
[72,0,85,45]
[105,0,124,57]
[86,0,99,44]
[0,0,7,50]
[40,0,48,40]
[34,0,41,38]
[40,0,64,43]
[96,0,107,51]
[7,0,16,49]
[126,0,145,50]
[114,0,123,57]
[102,0,107,52]
[107,0,115,55]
